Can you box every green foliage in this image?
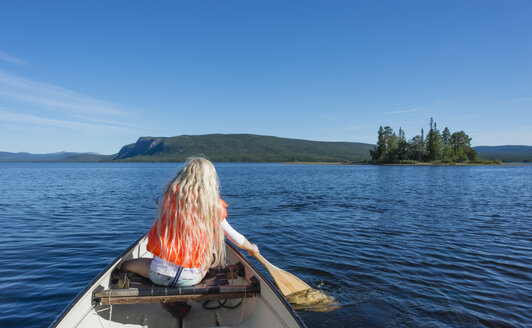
[370,126,408,163]
[426,118,444,161]
[370,118,484,164]
[450,131,477,161]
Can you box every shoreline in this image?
[1,159,527,165]
[283,161,347,165]
[378,162,527,166]
[284,161,529,166]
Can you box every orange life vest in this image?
[146,197,227,268]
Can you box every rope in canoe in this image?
[202,298,244,310]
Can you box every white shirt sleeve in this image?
[221,220,245,247]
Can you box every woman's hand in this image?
[247,243,259,256]
[241,238,259,256]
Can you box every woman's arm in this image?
[221,220,259,256]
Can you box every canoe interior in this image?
[52,236,305,328]
[93,262,260,305]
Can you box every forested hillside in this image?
[114,134,374,162]
[474,146,532,162]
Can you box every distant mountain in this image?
[0,151,112,162]
[474,145,532,162]
[114,134,374,162]
[4,141,531,163]
[62,153,115,161]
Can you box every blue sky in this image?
[1,1,531,154]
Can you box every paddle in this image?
[253,253,311,297]
[253,253,340,311]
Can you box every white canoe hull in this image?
[51,236,306,328]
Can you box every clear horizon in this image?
[1,1,531,154]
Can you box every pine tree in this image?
[407,135,423,161]
[426,118,443,161]
[442,127,451,160]
[420,127,425,161]
[370,126,385,161]
[397,127,408,161]
[382,126,393,161]
[386,132,399,162]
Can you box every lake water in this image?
[0,162,531,327]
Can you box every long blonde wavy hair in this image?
[154,157,226,268]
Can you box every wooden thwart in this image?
[92,263,260,305]
[96,292,256,305]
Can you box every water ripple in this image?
[0,163,531,327]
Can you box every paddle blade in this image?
[269,266,311,296]
[271,267,340,312]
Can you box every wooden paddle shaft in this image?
[253,253,276,272]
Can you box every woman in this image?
[122,157,259,286]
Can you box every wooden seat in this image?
[92,263,260,305]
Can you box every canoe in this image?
[50,235,306,328]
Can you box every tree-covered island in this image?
[369,118,501,164]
